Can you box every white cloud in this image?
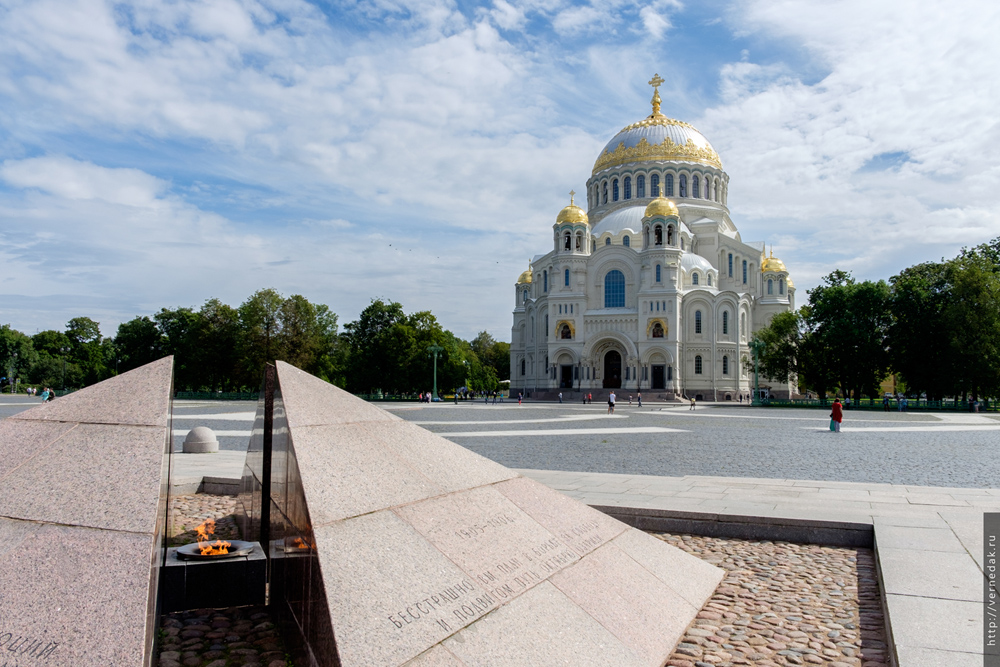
[697,0,1000,287]
[639,6,671,38]
[0,157,168,208]
[0,0,997,340]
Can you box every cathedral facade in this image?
[510,76,795,401]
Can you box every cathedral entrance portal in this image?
[560,365,573,389]
[603,350,622,389]
[651,365,666,390]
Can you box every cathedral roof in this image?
[592,204,691,238]
[681,252,715,275]
[761,249,787,273]
[593,75,722,174]
[644,195,679,219]
[555,191,588,225]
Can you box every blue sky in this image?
[1,0,998,341]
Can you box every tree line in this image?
[0,291,510,396]
[753,237,1000,402]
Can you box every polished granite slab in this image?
[239,362,723,666]
[0,358,173,666]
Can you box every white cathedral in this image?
[511,75,795,401]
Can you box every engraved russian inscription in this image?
[0,630,60,664]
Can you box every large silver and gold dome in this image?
[592,75,722,174]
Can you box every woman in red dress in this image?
[830,398,843,432]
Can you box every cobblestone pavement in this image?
[168,493,240,546]
[158,607,290,667]
[654,533,887,667]
[159,495,886,667]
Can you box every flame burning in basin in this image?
[194,518,232,556]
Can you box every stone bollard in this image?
[182,426,219,453]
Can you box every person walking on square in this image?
[628,395,632,406]
[588,392,592,404]
[637,392,642,408]
[689,396,696,411]
[608,391,616,414]
[830,398,843,432]
[558,392,563,403]
[518,392,523,405]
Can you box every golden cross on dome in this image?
[648,73,664,117]
[569,189,576,205]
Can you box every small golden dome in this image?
[517,261,533,284]
[556,190,588,225]
[761,247,787,273]
[644,194,679,218]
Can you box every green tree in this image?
[198,299,241,391]
[155,308,205,391]
[343,299,410,394]
[238,289,286,387]
[887,262,952,400]
[65,317,108,384]
[804,271,891,399]
[750,311,803,386]
[0,325,37,391]
[114,316,164,374]
[945,253,1000,400]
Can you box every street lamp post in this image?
[749,338,765,406]
[427,344,444,400]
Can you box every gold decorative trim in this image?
[593,134,723,174]
[646,318,668,339]
[555,320,576,339]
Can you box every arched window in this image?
[768,279,774,295]
[692,272,699,285]
[707,274,713,286]
[779,279,785,294]
[679,174,687,197]
[564,233,571,250]
[695,355,703,374]
[651,174,660,197]
[560,324,572,339]
[576,233,583,251]
[728,254,733,277]
[605,237,611,246]
[604,270,625,308]
[656,264,661,282]
[523,289,528,303]
[665,173,674,196]
[520,359,525,375]
[545,314,548,336]
[723,355,729,374]
[652,322,664,338]
[654,226,662,246]
[543,270,548,292]
[695,310,702,334]
[692,175,700,198]
[704,176,710,200]
[602,182,608,204]
[722,311,729,334]
[742,260,747,284]
[623,236,630,247]
[667,226,673,245]
[624,176,631,200]
[637,175,645,198]
[741,313,746,338]
[564,268,570,287]
[612,178,619,202]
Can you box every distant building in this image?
[511,75,795,401]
